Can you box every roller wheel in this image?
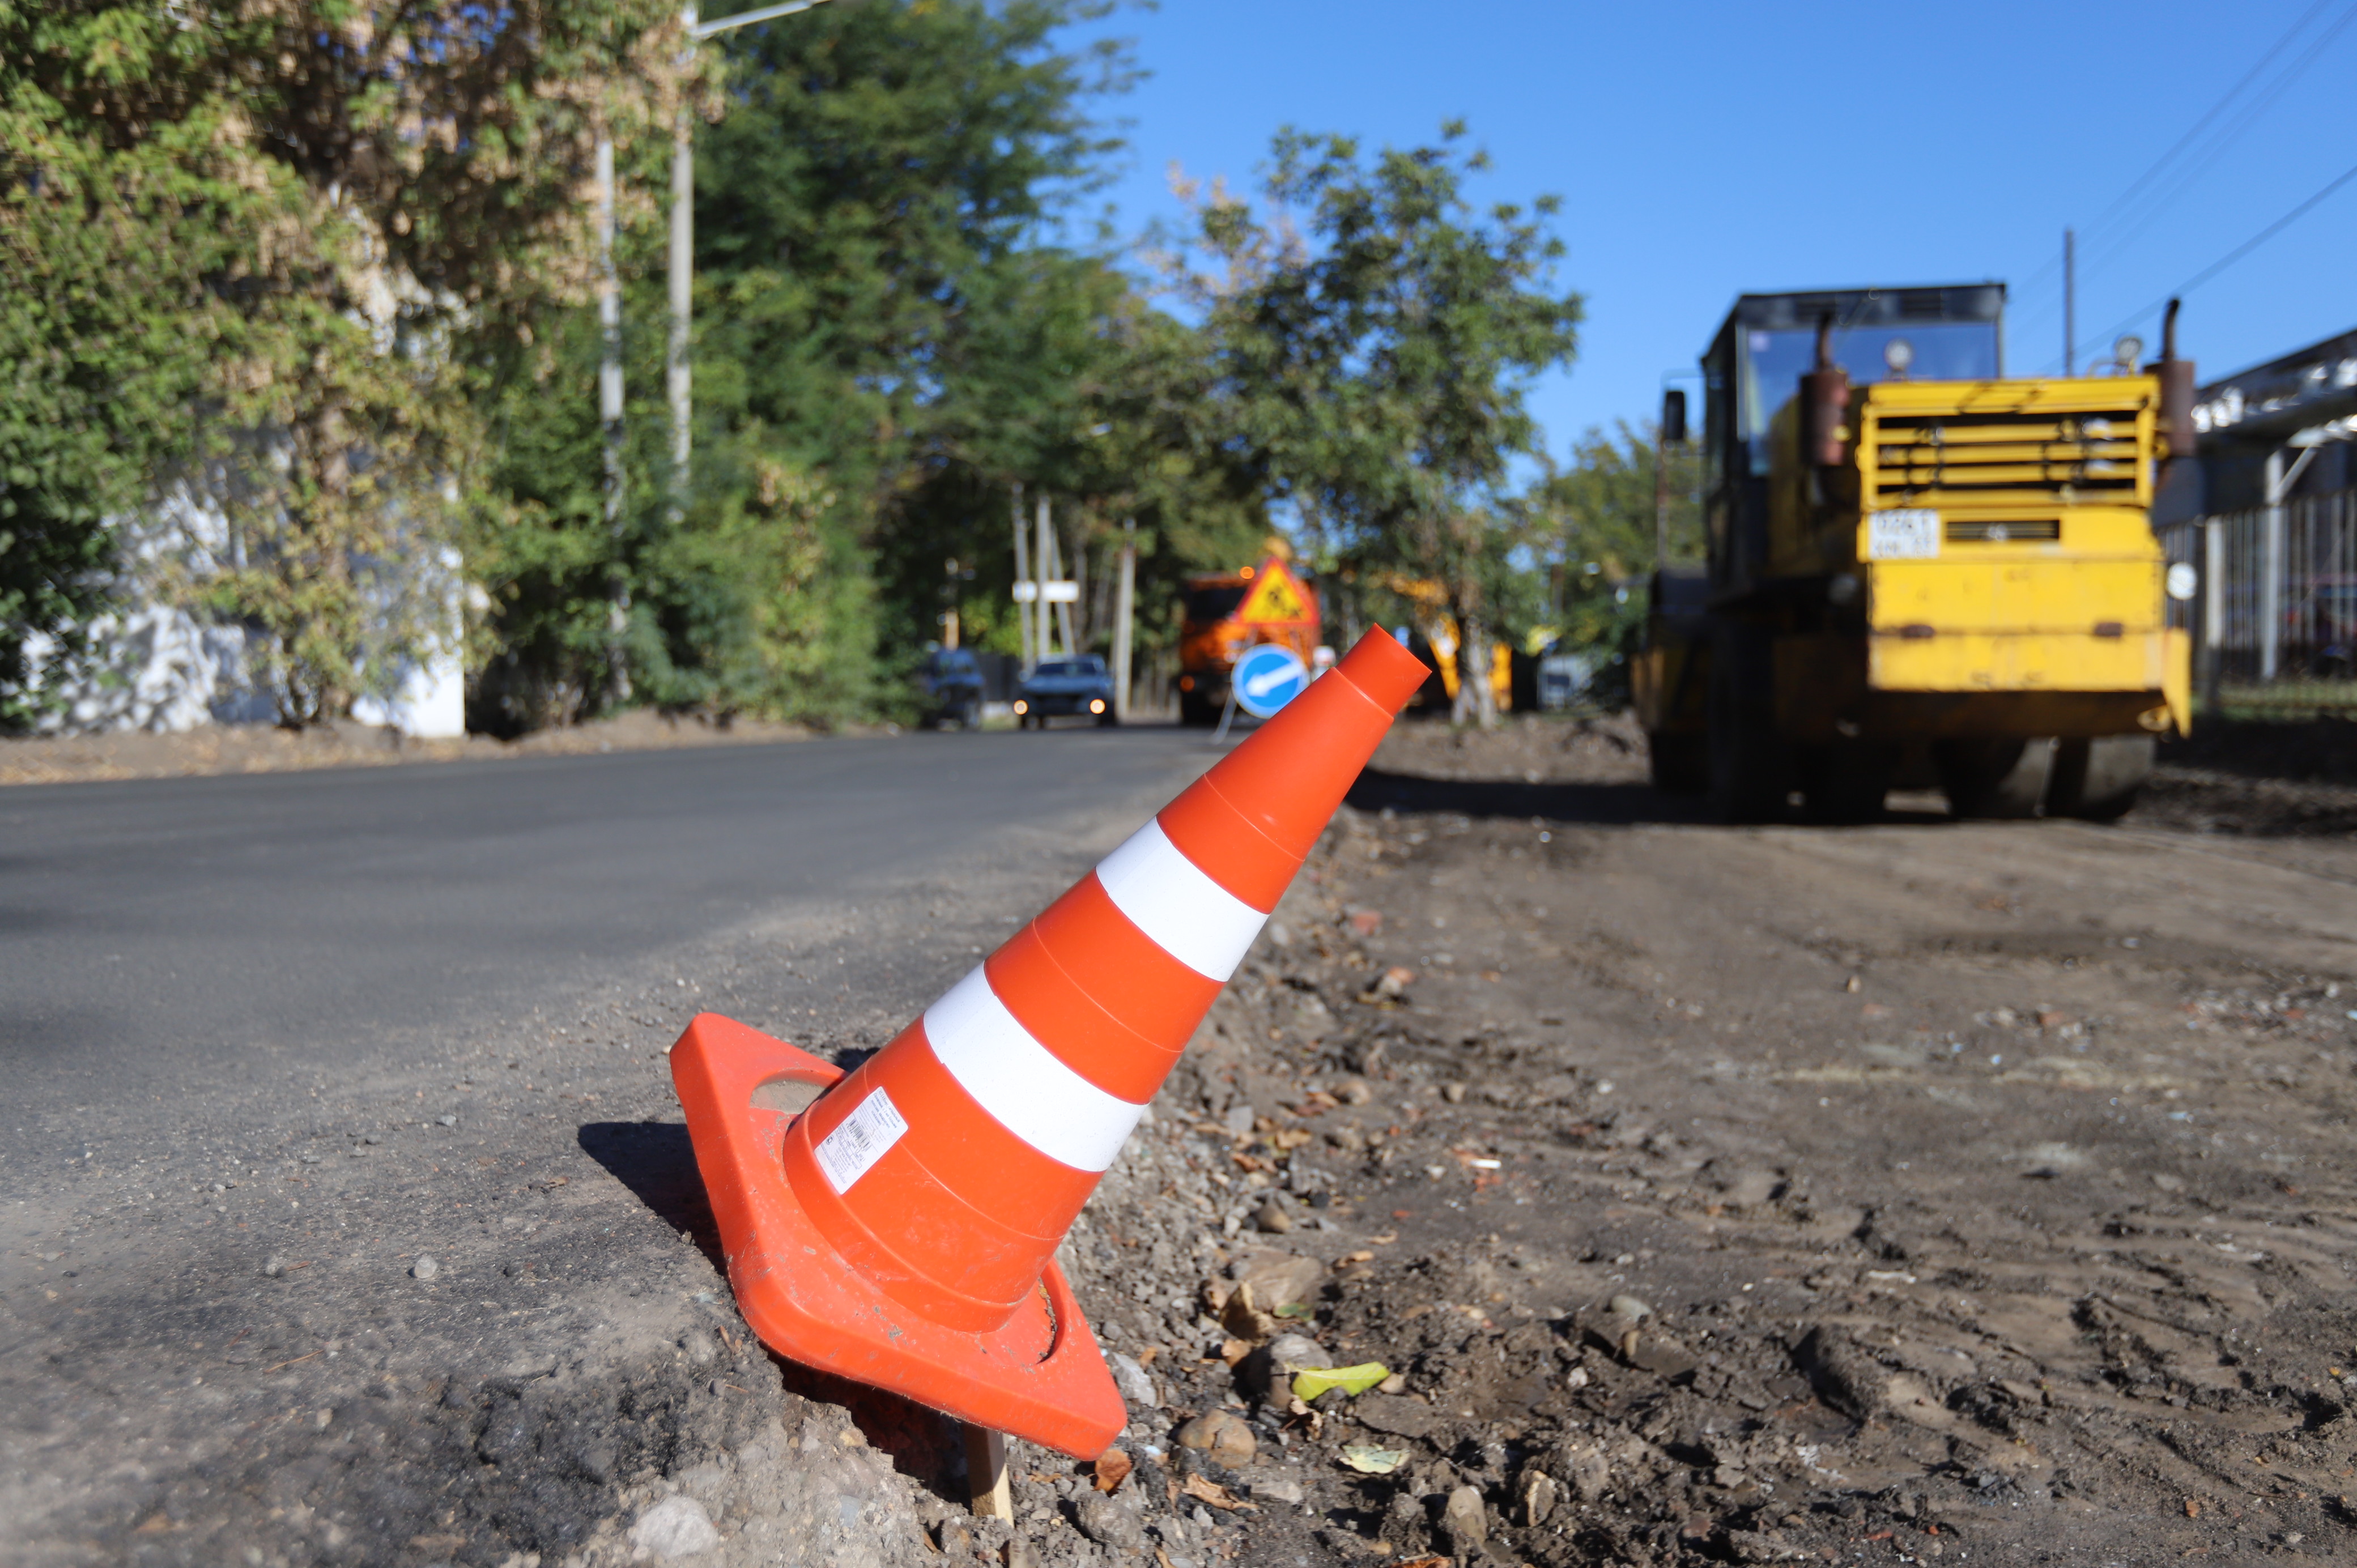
[1647,731,1709,794]
[1797,742,1897,824]
[1707,623,1791,824]
[2047,735,2152,821]
[1936,738,2055,820]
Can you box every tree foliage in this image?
[5,5,1602,736]
[473,0,1265,725]
[0,0,683,727]
[1170,124,1582,723]
[1537,419,1705,657]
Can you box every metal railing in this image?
[2161,484,2357,713]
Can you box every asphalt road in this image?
[1,722,1221,1560]
[0,725,1210,1165]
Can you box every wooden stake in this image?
[963,1422,1012,1520]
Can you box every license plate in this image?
[1868,509,1941,560]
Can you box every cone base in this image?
[669,1012,1127,1459]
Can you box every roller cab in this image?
[1646,283,2192,823]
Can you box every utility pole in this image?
[1049,505,1078,657]
[1112,518,1135,721]
[2062,227,2076,377]
[595,131,631,701]
[667,88,694,493]
[670,0,836,506]
[597,135,625,525]
[2262,449,2286,682]
[1036,495,1063,659]
[1011,483,1033,671]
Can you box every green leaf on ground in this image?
[1338,1442,1408,1475]
[1293,1362,1390,1401]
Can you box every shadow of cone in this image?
[669,628,1431,1456]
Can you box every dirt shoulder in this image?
[1033,715,2357,1567]
[0,709,837,788]
[2162,715,2357,787]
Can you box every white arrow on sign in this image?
[1231,644,1309,719]
[1243,665,1297,699]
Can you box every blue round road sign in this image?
[1232,643,1311,718]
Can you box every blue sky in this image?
[1060,0,2357,466]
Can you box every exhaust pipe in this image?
[1802,313,1851,469]
[2148,297,2196,463]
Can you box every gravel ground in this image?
[14,713,2357,1567]
[1003,715,2357,1567]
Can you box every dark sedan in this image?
[1012,655,1117,728]
[916,647,985,728]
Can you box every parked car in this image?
[1012,655,1117,728]
[916,647,984,728]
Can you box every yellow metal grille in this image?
[1857,380,2155,512]
[1870,412,2142,507]
[1945,518,2061,543]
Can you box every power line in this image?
[2091,0,2340,235]
[2077,0,2357,282]
[2045,154,2357,374]
[2014,0,2354,322]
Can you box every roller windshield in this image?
[1739,321,2001,474]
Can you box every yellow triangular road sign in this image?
[1237,561,1311,625]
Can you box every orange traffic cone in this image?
[669,629,1429,1456]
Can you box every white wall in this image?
[12,496,469,739]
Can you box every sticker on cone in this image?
[669,628,1431,1457]
[813,1089,908,1192]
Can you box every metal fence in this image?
[2160,485,2357,711]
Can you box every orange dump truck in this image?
[1176,555,1321,725]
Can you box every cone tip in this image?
[1337,627,1431,711]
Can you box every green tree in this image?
[1174,124,1583,725]
[694,0,1125,705]
[686,0,1265,715]
[873,250,1269,679]
[1537,419,1704,659]
[475,0,1237,725]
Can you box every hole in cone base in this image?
[751,1077,824,1115]
[1021,1281,1058,1366]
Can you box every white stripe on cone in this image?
[922,965,1146,1174]
[1092,819,1267,982]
